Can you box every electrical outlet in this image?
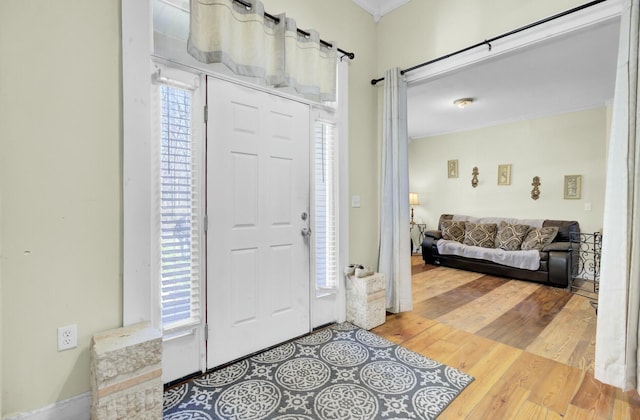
[58,324,78,351]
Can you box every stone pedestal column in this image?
[90,322,162,419]
[346,272,386,330]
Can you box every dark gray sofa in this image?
[421,214,579,288]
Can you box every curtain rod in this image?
[370,0,608,85]
[233,0,356,60]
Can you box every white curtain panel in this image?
[378,68,412,313]
[283,19,337,102]
[187,0,337,101]
[595,0,640,392]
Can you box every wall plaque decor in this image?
[564,175,582,199]
[531,176,541,200]
[471,167,479,188]
[447,159,458,178]
[498,164,511,185]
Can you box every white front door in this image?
[206,77,311,368]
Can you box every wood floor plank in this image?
[526,294,596,370]
[414,275,507,319]
[440,342,522,418]
[499,351,555,390]
[528,359,584,415]
[410,266,485,300]
[476,286,573,349]
[469,380,529,419]
[371,311,435,345]
[563,404,608,419]
[436,279,541,333]
[466,376,530,419]
[570,373,615,418]
[437,329,498,372]
[411,258,436,275]
[570,333,596,373]
[399,321,458,355]
[421,333,465,358]
[514,400,552,419]
[612,387,640,419]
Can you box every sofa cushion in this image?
[463,222,497,248]
[543,220,579,242]
[425,230,442,240]
[542,241,572,252]
[441,220,465,242]
[495,221,530,251]
[521,227,559,251]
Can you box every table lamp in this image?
[409,192,420,224]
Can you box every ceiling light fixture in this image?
[453,98,474,109]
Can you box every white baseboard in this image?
[4,392,90,420]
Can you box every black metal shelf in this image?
[570,232,602,311]
[410,223,427,255]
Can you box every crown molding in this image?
[352,0,411,22]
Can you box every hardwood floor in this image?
[372,256,640,419]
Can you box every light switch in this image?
[351,195,361,208]
[584,202,592,211]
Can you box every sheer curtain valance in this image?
[187,0,337,102]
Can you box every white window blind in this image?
[159,84,202,328]
[314,120,338,290]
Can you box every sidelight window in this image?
[314,119,338,291]
[158,83,202,328]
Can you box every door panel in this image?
[206,77,311,368]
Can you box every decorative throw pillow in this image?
[441,220,466,243]
[494,221,530,251]
[521,227,559,251]
[463,222,497,248]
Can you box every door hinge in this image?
[204,324,208,341]
[204,104,208,124]
[204,214,208,232]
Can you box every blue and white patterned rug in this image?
[163,322,473,420]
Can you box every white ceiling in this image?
[407,18,620,139]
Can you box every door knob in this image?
[301,227,312,237]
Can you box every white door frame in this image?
[152,63,207,383]
[122,0,349,380]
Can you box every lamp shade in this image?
[409,192,420,206]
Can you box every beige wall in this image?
[0,0,122,415]
[409,108,608,234]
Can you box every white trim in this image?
[152,56,322,108]
[4,393,90,420]
[123,0,154,327]
[352,0,411,22]
[306,61,350,328]
[405,0,623,86]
